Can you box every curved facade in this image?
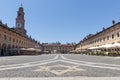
[0,6,41,56]
[0,22,40,56]
[76,22,120,51]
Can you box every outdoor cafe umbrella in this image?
[111,43,120,47]
[110,43,120,54]
[99,44,113,48]
[88,47,99,49]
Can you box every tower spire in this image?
[20,0,23,7]
[20,3,23,7]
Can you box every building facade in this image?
[76,22,120,51]
[42,43,75,53]
[0,5,41,56]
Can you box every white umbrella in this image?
[26,48,41,52]
[88,47,99,49]
[99,44,112,48]
[27,48,35,50]
[20,48,26,50]
[111,43,120,47]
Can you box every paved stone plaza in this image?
[0,54,120,80]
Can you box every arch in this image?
[12,45,15,48]
[8,44,11,49]
[0,43,1,56]
[8,44,11,56]
[1,43,7,56]
[16,45,18,48]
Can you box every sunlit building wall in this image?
[76,22,120,50]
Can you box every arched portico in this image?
[0,43,2,56]
[8,44,11,56]
[1,43,7,56]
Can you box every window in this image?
[9,37,11,41]
[19,40,21,44]
[16,39,18,43]
[112,34,114,39]
[3,32,7,40]
[107,36,109,40]
[13,38,15,42]
[0,33,1,39]
[99,38,102,42]
[4,35,7,40]
[117,32,120,37]
[103,37,105,41]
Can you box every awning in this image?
[111,43,120,47]
[88,47,99,49]
[99,44,113,48]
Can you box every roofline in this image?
[0,23,38,44]
[81,22,120,42]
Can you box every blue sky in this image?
[0,0,120,43]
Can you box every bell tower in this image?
[15,4,26,36]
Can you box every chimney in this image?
[112,20,115,25]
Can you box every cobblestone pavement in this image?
[0,54,120,80]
